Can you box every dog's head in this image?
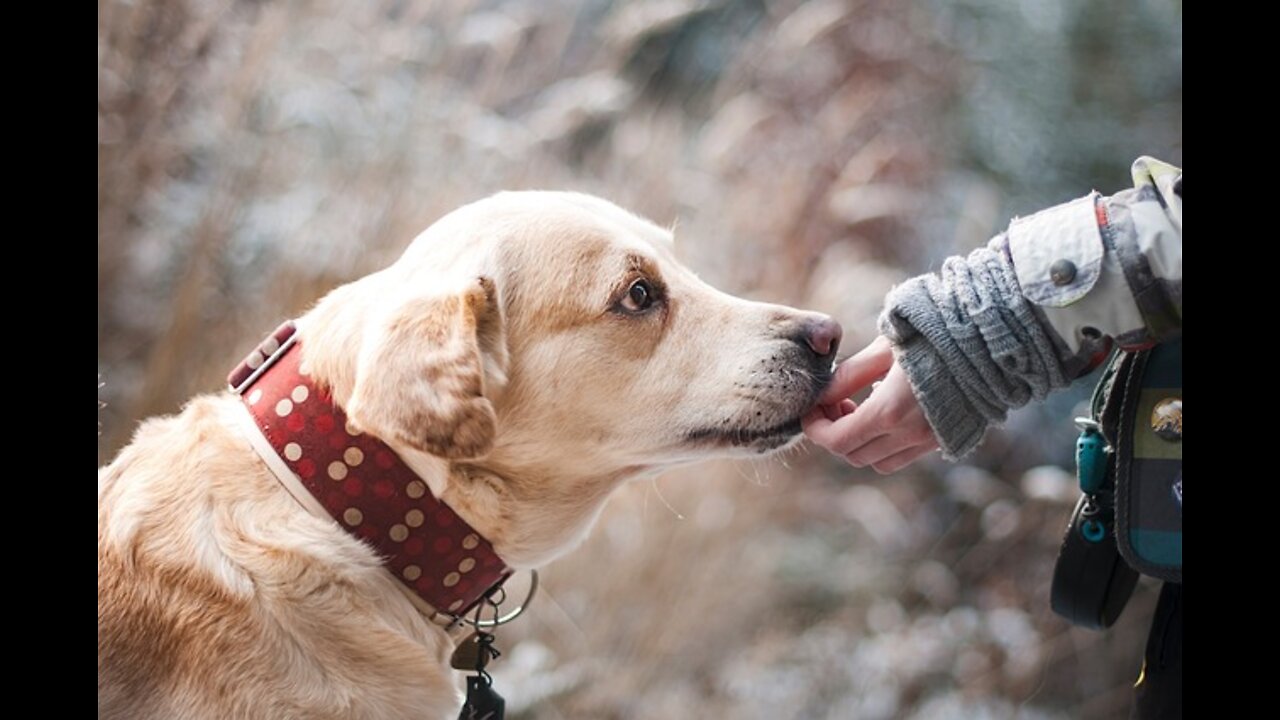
[303,192,839,561]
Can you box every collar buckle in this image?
[227,321,299,395]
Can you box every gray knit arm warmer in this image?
[878,236,1076,460]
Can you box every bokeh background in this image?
[98,1,1182,717]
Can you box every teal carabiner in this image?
[1074,417,1108,495]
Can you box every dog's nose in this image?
[800,315,842,359]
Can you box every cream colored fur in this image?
[99,192,838,719]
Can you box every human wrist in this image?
[889,332,987,460]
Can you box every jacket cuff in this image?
[1007,192,1104,307]
[1007,192,1146,359]
[892,334,986,460]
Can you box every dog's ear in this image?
[346,276,508,460]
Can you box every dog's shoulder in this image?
[99,394,463,719]
[99,395,267,718]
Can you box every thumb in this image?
[819,335,895,405]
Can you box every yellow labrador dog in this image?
[98,192,841,719]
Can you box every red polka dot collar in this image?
[228,321,510,625]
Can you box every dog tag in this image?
[453,630,501,671]
[450,633,485,671]
[457,675,505,720]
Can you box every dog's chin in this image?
[684,418,804,455]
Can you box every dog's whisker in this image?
[649,477,686,520]
[741,457,773,487]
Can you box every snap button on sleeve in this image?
[1050,259,1078,286]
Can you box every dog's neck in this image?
[231,323,514,623]
[296,292,644,571]
[446,460,639,569]
[375,428,642,569]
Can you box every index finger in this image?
[819,335,894,405]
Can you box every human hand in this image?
[802,335,939,473]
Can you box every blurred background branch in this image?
[98,1,1180,717]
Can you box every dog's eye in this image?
[620,279,655,313]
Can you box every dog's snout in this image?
[795,315,842,359]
